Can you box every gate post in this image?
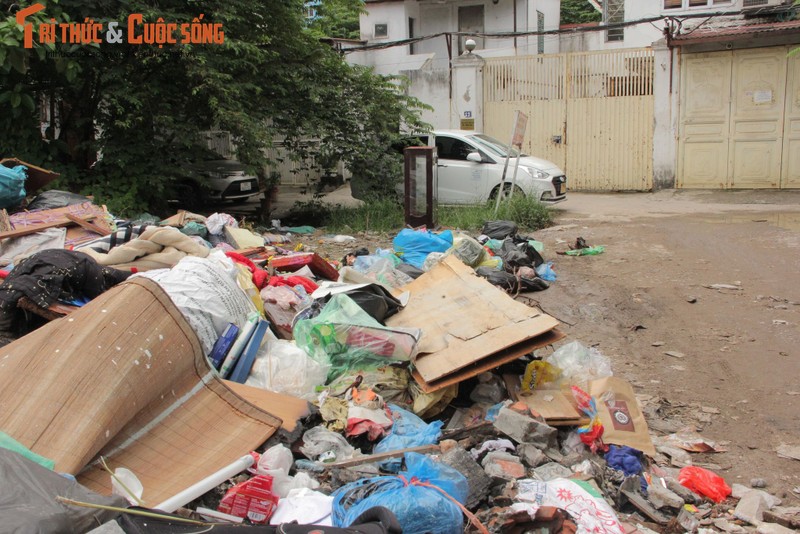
[451,53,485,131]
[653,41,676,190]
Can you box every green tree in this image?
[306,0,364,40]
[0,0,427,215]
[560,0,601,25]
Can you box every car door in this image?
[434,135,487,203]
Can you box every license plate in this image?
[240,182,252,192]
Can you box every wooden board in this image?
[388,256,560,387]
[223,380,309,432]
[519,389,587,426]
[1,202,113,240]
[0,158,60,193]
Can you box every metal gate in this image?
[484,48,655,191]
[678,46,800,189]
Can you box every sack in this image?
[332,452,467,534]
[451,233,487,267]
[481,220,518,240]
[0,164,27,209]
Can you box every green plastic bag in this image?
[565,245,605,256]
[293,294,420,382]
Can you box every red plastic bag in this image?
[678,466,731,503]
[217,474,279,524]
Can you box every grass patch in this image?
[285,195,553,233]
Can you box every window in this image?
[374,23,388,39]
[436,137,475,161]
[604,0,624,42]
[537,11,545,54]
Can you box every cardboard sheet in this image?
[388,256,560,391]
[0,277,300,505]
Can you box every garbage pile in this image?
[0,163,795,534]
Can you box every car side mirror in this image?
[466,152,482,163]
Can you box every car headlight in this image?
[522,167,549,180]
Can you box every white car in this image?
[418,130,566,204]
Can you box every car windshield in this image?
[467,134,521,158]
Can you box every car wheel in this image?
[490,183,525,201]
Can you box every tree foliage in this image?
[0,0,428,215]
[306,0,364,40]
[560,0,601,25]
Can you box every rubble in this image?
[0,183,783,534]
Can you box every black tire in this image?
[490,183,525,201]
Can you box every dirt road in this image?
[533,190,800,497]
[297,187,800,497]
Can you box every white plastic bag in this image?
[245,340,330,400]
[300,426,355,463]
[257,444,293,474]
[544,341,613,389]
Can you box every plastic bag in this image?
[27,190,89,211]
[327,366,411,406]
[678,466,732,503]
[571,385,605,453]
[374,404,443,472]
[451,233,487,267]
[392,228,453,269]
[481,220,518,240]
[206,212,238,235]
[0,164,26,209]
[544,341,613,389]
[469,373,505,405]
[536,261,557,281]
[565,245,605,256]
[475,266,518,292]
[300,426,356,463]
[332,452,468,534]
[293,294,421,381]
[352,256,413,290]
[521,360,561,392]
[245,339,329,400]
[258,445,294,474]
[422,251,447,272]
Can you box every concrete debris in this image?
[440,446,493,509]
[756,523,796,534]
[647,481,685,510]
[481,451,527,480]
[734,490,768,525]
[492,406,557,449]
[532,462,574,481]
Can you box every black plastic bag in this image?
[481,220,518,240]
[27,190,91,211]
[395,262,424,280]
[499,238,545,271]
[475,266,518,292]
[320,283,402,324]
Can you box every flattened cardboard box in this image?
[388,256,563,392]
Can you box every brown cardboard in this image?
[388,255,560,390]
[588,376,657,457]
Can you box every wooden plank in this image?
[65,214,112,237]
[321,444,440,469]
[519,389,586,426]
[223,380,310,433]
[411,328,566,393]
[0,214,99,240]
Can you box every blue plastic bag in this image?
[392,229,453,269]
[0,165,27,209]
[332,452,468,534]
[536,261,557,281]
[374,404,443,471]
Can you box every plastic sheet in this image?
[481,220,518,240]
[392,229,453,269]
[374,405,443,472]
[536,261,557,281]
[332,452,468,534]
[352,256,413,291]
[27,190,90,211]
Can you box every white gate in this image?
[484,48,654,191]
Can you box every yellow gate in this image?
[484,49,654,191]
[678,46,800,189]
